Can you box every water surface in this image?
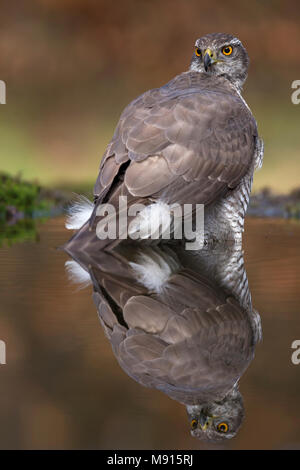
[0,217,299,449]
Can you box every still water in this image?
[0,216,299,449]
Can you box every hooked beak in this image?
[203,48,217,72]
[199,409,210,430]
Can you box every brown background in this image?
[0,0,299,190]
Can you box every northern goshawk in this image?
[63,32,264,442]
[66,32,263,244]
[63,235,261,442]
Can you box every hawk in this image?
[66,32,263,245]
[63,236,261,442]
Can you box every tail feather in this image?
[65,195,94,230]
[65,260,92,288]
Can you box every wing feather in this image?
[94,72,257,208]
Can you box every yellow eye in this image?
[222,45,233,56]
[195,48,201,57]
[217,422,229,433]
[191,419,198,429]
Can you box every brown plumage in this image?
[92,263,255,406]
[65,33,263,244]
[94,71,257,210]
[63,33,264,442]
[63,229,261,441]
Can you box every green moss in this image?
[0,172,71,246]
[0,218,40,247]
[0,172,51,219]
[0,172,72,221]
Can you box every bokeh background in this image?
[1,1,300,450]
[0,0,299,192]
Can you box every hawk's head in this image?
[190,33,249,91]
[186,387,245,442]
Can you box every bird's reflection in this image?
[63,233,261,442]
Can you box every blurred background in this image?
[1,0,300,451]
[0,0,299,193]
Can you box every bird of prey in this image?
[63,234,261,442]
[66,32,263,245]
[63,31,264,442]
